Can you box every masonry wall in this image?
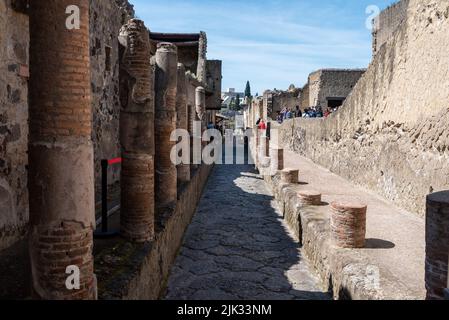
[0,1,29,251]
[0,0,134,252]
[271,90,301,118]
[300,83,309,110]
[308,70,365,108]
[372,0,410,56]
[205,60,222,111]
[279,0,449,217]
[90,0,134,191]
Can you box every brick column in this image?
[425,191,449,300]
[330,201,367,249]
[176,63,190,182]
[281,168,299,184]
[155,43,178,211]
[298,190,322,206]
[270,147,284,172]
[118,19,155,242]
[28,0,96,299]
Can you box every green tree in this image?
[235,94,241,110]
[244,81,252,98]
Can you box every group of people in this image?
[276,105,334,123]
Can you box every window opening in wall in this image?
[326,97,346,109]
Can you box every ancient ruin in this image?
[0,0,448,303]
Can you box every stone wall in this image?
[263,89,301,120]
[372,0,410,56]
[307,69,365,109]
[90,0,134,190]
[205,60,222,111]
[0,1,29,251]
[278,0,449,217]
[0,0,134,252]
[300,83,309,110]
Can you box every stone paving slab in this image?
[164,164,330,300]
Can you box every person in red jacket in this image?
[258,119,267,130]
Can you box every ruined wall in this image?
[308,69,365,108]
[0,0,134,251]
[271,90,301,118]
[205,60,222,111]
[90,0,134,190]
[373,0,410,56]
[0,1,29,251]
[300,83,309,110]
[279,0,449,217]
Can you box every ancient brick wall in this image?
[0,1,29,251]
[278,0,449,217]
[90,0,134,191]
[0,0,134,252]
[372,0,410,56]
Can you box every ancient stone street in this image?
[165,164,330,300]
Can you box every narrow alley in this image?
[165,164,330,300]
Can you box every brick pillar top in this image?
[298,190,321,198]
[427,191,449,205]
[331,201,368,212]
[157,41,178,53]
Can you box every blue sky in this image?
[132,0,397,94]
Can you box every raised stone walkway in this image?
[164,164,330,300]
[270,147,426,299]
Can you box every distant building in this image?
[302,69,366,110]
[221,88,245,108]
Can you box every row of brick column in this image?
[28,7,206,299]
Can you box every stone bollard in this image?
[155,42,178,211]
[330,200,367,249]
[298,190,322,206]
[281,168,299,184]
[425,191,449,300]
[270,147,284,173]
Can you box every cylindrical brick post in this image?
[28,0,96,299]
[281,168,299,184]
[155,43,178,211]
[298,190,322,206]
[118,19,155,242]
[330,201,367,249]
[270,147,284,172]
[176,63,190,182]
[425,191,449,300]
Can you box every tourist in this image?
[324,108,331,117]
[258,119,267,130]
[295,106,302,118]
[276,112,283,124]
